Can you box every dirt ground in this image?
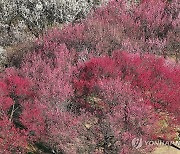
[153,146,180,154]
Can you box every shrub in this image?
[44,0,179,59]
[73,51,180,123]
[0,49,86,153]
[0,0,179,153]
[1,40,180,153]
[0,68,33,153]
[5,0,179,70]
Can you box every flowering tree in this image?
[0,0,179,153]
[3,0,179,71]
[1,39,180,153]
[72,51,180,153]
[0,68,34,153]
[43,0,179,59]
[0,0,105,46]
[73,51,180,122]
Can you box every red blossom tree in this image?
[0,0,179,153]
[43,0,179,59]
[1,41,180,153]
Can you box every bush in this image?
[73,51,180,123]
[4,0,179,69]
[1,34,179,153]
[45,0,179,59]
[0,0,179,153]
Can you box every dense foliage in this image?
[0,0,179,153]
[47,0,179,58]
[1,40,180,153]
[0,0,105,46]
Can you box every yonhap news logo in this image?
[132,138,180,149]
[132,138,143,149]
